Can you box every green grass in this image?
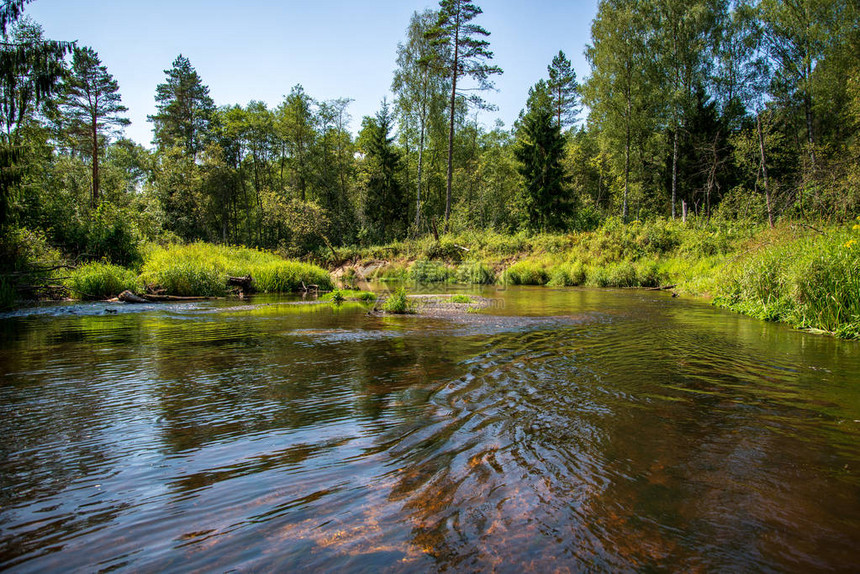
[322,289,376,303]
[66,262,141,300]
[140,243,333,296]
[409,259,453,283]
[714,225,860,337]
[450,294,472,304]
[330,217,860,337]
[382,286,414,314]
[500,259,550,285]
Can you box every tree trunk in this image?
[416,106,425,232]
[444,4,461,233]
[757,113,774,228]
[623,94,631,222]
[671,127,678,219]
[91,114,99,208]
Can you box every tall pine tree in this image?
[426,0,502,230]
[54,47,130,207]
[547,50,580,131]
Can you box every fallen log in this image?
[228,275,253,292]
[118,290,148,303]
[118,290,222,303]
[647,284,678,291]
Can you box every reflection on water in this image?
[1,288,860,572]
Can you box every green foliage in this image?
[140,243,333,296]
[715,224,860,337]
[66,262,140,300]
[409,259,452,283]
[456,261,495,284]
[322,289,376,303]
[0,277,16,309]
[548,260,586,286]
[382,286,414,314]
[515,80,572,232]
[501,260,549,286]
[0,226,61,271]
[450,294,472,303]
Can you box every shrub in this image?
[66,262,140,300]
[500,260,549,285]
[382,286,414,314]
[456,261,496,284]
[322,289,376,303]
[450,294,472,304]
[409,259,452,283]
[548,260,586,286]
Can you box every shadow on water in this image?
[1,288,859,572]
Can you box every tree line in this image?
[1,0,858,268]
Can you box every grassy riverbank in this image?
[330,218,860,338]
[64,243,332,300]
[5,218,858,339]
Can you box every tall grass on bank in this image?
[66,262,141,300]
[140,243,332,296]
[714,226,860,338]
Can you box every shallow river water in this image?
[1,286,859,572]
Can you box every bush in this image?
[548,260,586,286]
[321,289,376,303]
[500,260,549,285]
[456,261,496,284]
[409,259,452,283]
[382,286,413,314]
[66,262,140,300]
[450,294,472,304]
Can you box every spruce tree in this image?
[54,47,130,207]
[515,81,571,232]
[148,55,215,159]
[361,101,407,243]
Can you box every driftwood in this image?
[647,284,678,291]
[117,290,221,303]
[228,275,253,291]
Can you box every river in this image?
[1,286,859,572]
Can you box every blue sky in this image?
[26,0,599,147]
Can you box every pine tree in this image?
[148,55,215,159]
[546,50,580,130]
[54,47,130,207]
[361,101,407,243]
[515,81,572,232]
[426,0,502,230]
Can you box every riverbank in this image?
[3,218,858,338]
[329,219,860,339]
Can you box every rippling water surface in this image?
[1,287,859,572]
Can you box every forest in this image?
[0,0,858,333]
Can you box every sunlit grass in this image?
[139,243,333,296]
[65,262,141,300]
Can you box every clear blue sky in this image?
[26,0,599,147]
